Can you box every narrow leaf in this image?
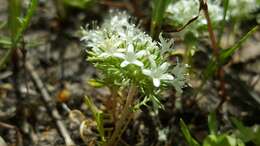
[0,0,38,69]
[8,0,21,41]
[208,112,217,135]
[231,117,254,142]
[84,96,106,142]
[180,119,200,146]
[203,26,258,80]
[219,26,258,65]
[151,0,172,37]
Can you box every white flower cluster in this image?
[166,0,223,36]
[228,0,259,19]
[81,12,187,97]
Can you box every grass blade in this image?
[203,26,258,80]
[151,0,172,37]
[8,0,21,42]
[218,0,229,43]
[231,117,254,143]
[179,119,200,146]
[0,0,38,69]
[84,96,106,142]
[208,112,217,135]
[219,26,258,65]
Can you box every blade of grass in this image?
[231,118,254,142]
[179,119,200,146]
[0,0,38,69]
[151,0,172,38]
[203,26,258,81]
[85,96,106,142]
[195,26,258,99]
[219,26,258,65]
[13,0,38,47]
[208,112,217,135]
[218,0,229,44]
[8,0,21,42]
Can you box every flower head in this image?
[81,12,187,110]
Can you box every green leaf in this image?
[203,58,218,80]
[0,0,38,69]
[8,0,21,41]
[151,0,172,37]
[219,26,258,65]
[179,119,200,146]
[208,112,217,135]
[13,0,38,47]
[88,79,105,88]
[150,95,164,110]
[203,26,258,80]
[203,135,218,146]
[203,134,245,146]
[218,0,229,43]
[253,126,260,145]
[231,118,255,143]
[84,96,106,142]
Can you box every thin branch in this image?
[200,0,227,108]
[25,62,75,146]
[200,0,218,56]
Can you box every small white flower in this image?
[142,58,174,87]
[117,44,145,68]
[98,37,124,58]
[158,33,174,55]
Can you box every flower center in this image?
[126,52,136,62]
[152,69,162,78]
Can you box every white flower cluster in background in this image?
[81,11,187,108]
[228,0,259,19]
[166,0,223,36]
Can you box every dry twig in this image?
[25,62,75,146]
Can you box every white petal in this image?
[153,78,161,87]
[136,50,146,58]
[160,74,174,80]
[160,62,169,72]
[142,69,152,76]
[120,61,129,68]
[127,44,134,52]
[132,60,144,67]
[113,53,125,59]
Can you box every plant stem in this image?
[106,84,137,146]
[201,0,227,108]
[201,0,218,57]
